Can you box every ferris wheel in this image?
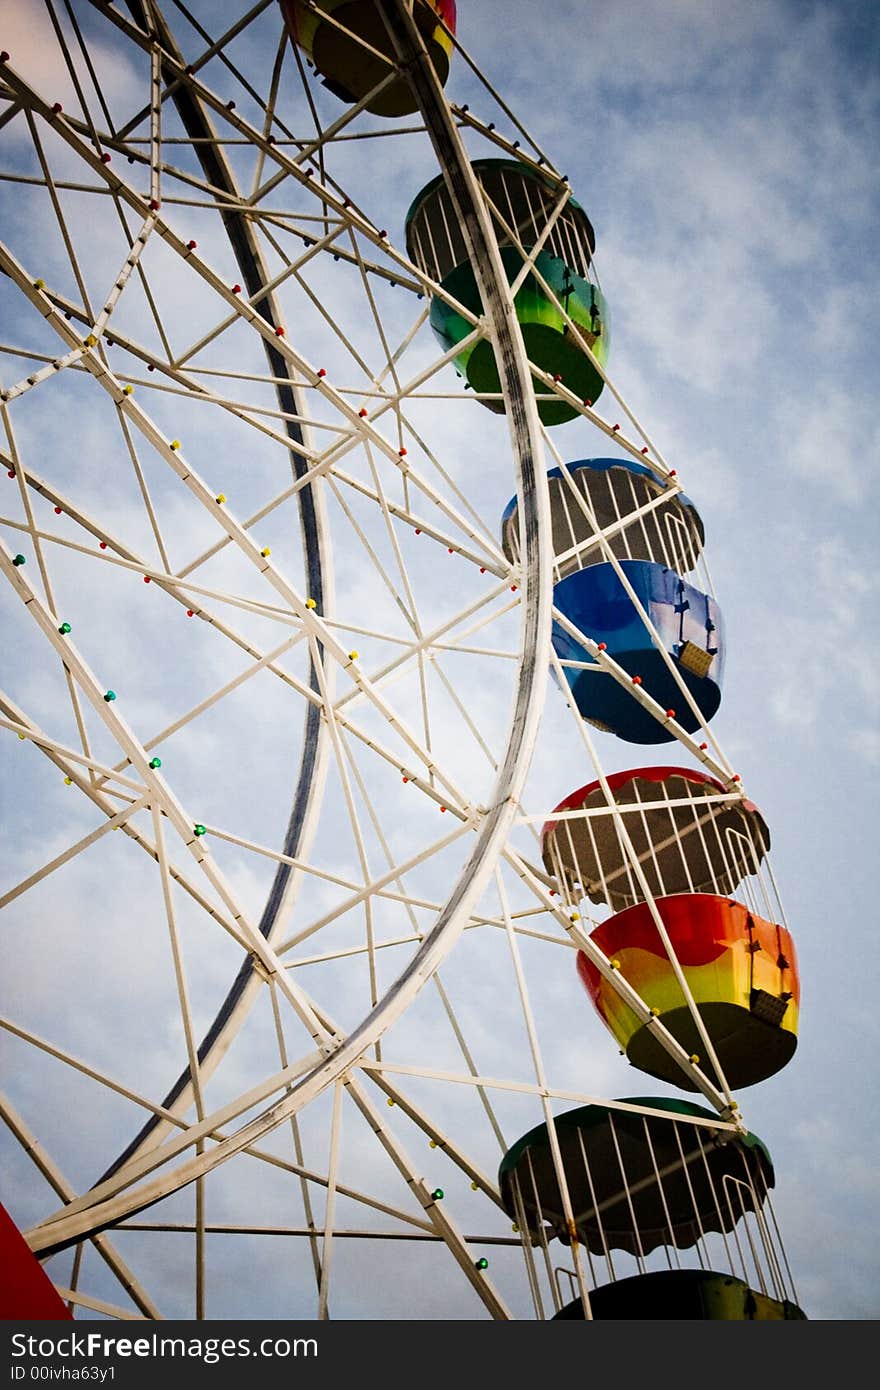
[0,0,805,1321]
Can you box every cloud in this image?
[769,388,880,504]
[2,0,142,118]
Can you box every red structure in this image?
[0,1203,71,1320]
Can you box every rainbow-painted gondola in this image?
[541,767,800,1089]
[577,894,798,1089]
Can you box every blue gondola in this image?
[501,458,724,743]
[552,559,723,741]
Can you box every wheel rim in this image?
[0,0,554,1318]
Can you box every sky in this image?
[0,0,878,1323]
